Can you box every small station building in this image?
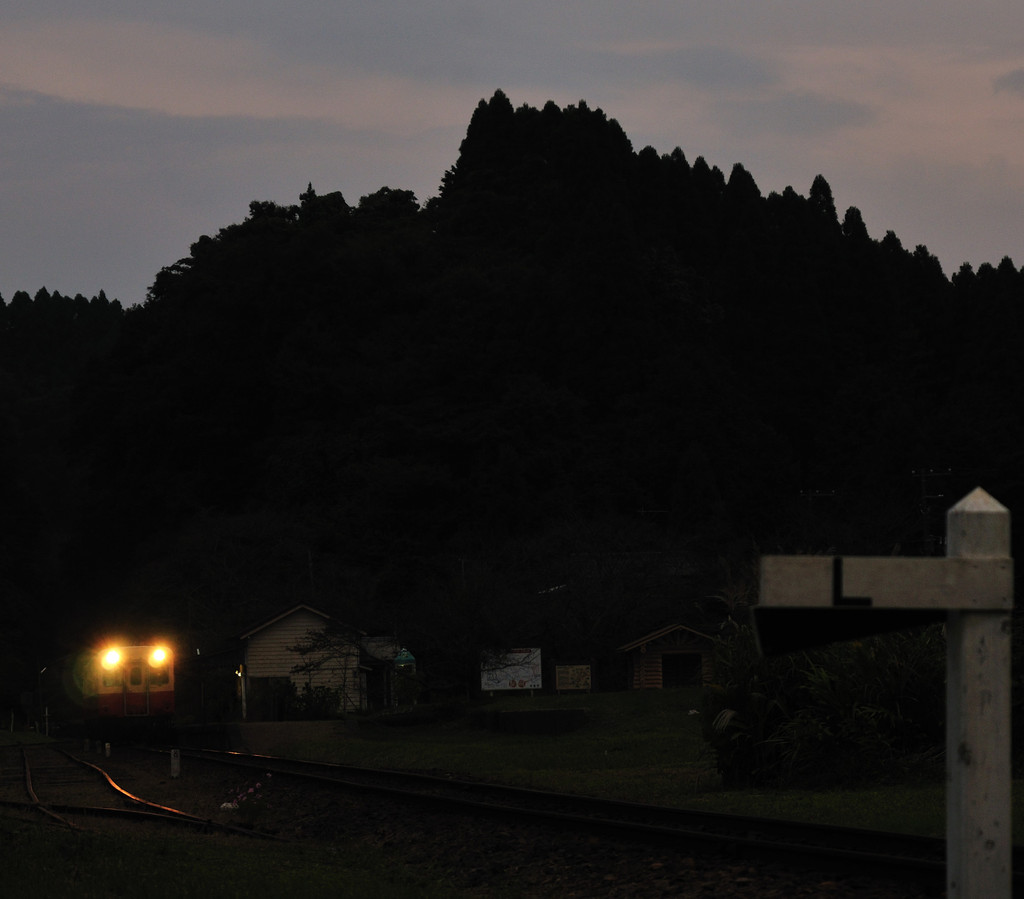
[238,604,366,718]
[617,624,715,689]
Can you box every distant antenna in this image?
[800,489,836,506]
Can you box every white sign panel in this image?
[480,648,542,691]
[760,555,1012,610]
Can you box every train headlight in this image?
[149,647,170,667]
[101,649,121,670]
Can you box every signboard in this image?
[759,555,1012,610]
[480,648,542,691]
[555,664,592,692]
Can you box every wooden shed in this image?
[239,604,366,718]
[617,624,715,689]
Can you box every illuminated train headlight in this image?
[149,647,170,667]
[101,649,121,670]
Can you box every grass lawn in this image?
[276,687,1021,842]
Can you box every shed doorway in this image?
[661,653,702,688]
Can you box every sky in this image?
[2,2,1023,306]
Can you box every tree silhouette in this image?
[2,92,1023,693]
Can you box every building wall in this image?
[244,609,363,711]
[627,650,712,689]
[624,627,714,690]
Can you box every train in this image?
[82,642,175,740]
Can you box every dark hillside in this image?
[2,92,1023,691]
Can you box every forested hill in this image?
[2,90,1023,687]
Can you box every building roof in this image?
[616,623,713,653]
[238,603,365,640]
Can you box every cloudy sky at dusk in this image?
[2,2,1023,305]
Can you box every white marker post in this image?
[754,488,1013,898]
[945,489,1012,898]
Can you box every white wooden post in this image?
[756,486,1014,896]
[946,488,1012,898]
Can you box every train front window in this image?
[102,670,122,687]
[149,666,169,686]
[129,664,142,686]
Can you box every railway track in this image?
[5,741,1007,895]
[170,745,1020,893]
[0,742,276,838]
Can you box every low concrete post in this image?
[946,488,1012,898]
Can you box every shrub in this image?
[288,684,341,720]
[702,621,946,788]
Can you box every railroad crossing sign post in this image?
[754,488,1013,899]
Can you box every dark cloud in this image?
[723,91,874,137]
[994,68,1024,96]
[651,45,776,90]
[531,43,778,96]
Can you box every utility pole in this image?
[913,468,952,555]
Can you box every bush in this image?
[288,684,342,720]
[702,622,946,788]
